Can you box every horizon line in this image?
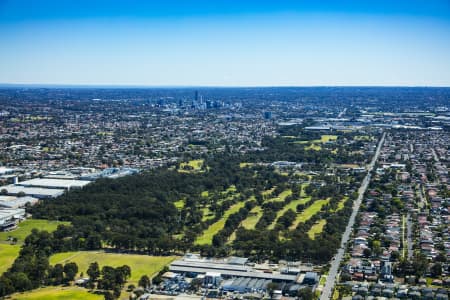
[1,83,450,89]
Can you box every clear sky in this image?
[1,0,450,86]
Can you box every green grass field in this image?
[308,220,327,239]
[174,199,185,210]
[179,159,204,173]
[50,251,176,283]
[227,231,237,243]
[239,162,255,168]
[295,135,337,151]
[300,183,309,196]
[216,191,241,205]
[221,185,237,194]
[0,219,70,245]
[266,189,292,202]
[295,134,338,145]
[0,243,20,274]
[320,135,338,143]
[241,206,263,230]
[268,197,311,230]
[195,201,247,245]
[10,286,102,300]
[201,207,215,221]
[199,187,241,222]
[319,275,327,285]
[334,197,348,212]
[305,143,322,151]
[261,187,276,198]
[337,164,360,169]
[289,198,330,230]
[354,135,372,141]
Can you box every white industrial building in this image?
[17,178,91,190]
[0,195,39,209]
[0,208,25,230]
[0,167,15,175]
[169,255,298,282]
[0,184,65,199]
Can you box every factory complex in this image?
[165,254,319,297]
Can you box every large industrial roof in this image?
[0,184,64,198]
[169,262,297,281]
[17,178,90,189]
[0,196,38,208]
[227,256,249,265]
[0,167,15,175]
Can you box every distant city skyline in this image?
[1,0,450,86]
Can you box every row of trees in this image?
[212,201,256,247]
[232,193,355,263]
[86,262,131,300]
[0,228,80,297]
[0,225,132,299]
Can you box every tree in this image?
[10,272,33,292]
[412,254,429,278]
[430,263,442,278]
[87,262,100,282]
[339,273,351,282]
[0,277,14,297]
[212,233,225,247]
[86,234,102,250]
[390,251,400,261]
[336,285,352,299]
[63,262,78,282]
[298,287,313,300]
[104,291,115,300]
[138,275,151,289]
[113,285,121,298]
[127,284,135,291]
[99,266,116,290]
[50,264,64,285]
[113,268,127,287]
[363,248,372,258]
[266,282,278,297]
[188,277,202,292]
[435,252,447,263]
[372,240,382,256]
[117,265,131,282]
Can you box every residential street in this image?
[320,132,385,300]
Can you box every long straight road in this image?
[320,132,386,300]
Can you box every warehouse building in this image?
[221,278,271,293]
[79,167,139,181]
[0,195,38,208]
[0,184,64,198]
[17,178,91,190]
[169,255,298,282]
[0,208,25,231]
[302,272,319,285]
[0,167,15,175]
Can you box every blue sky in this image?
[1,0,450,86]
